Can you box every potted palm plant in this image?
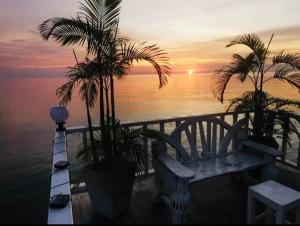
[40,0,171,218]
[56,56,148,218]
[78,120,147,218]
[212,33,300,148]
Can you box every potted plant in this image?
[212,33,300,147]
[226,91,300,148]
[77,120,146,218]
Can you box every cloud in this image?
[164,26,300,73]
[0,29,87,73]
[0,67,68,79]
[0,22,299,78]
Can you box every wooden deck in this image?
[72,175,256,224]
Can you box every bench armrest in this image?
[241,140,283,157]
[156,154,195,180]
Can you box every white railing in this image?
[66,112,249,176]
[48,131,73,225]
[278,113,300,168]
[48,111,300,224]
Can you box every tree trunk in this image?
[85,94,97,164]
[100,77,106,145]
[105,85,112,153]
[110,74,117,153]
[254,85,264,139]
[256,69,265,139]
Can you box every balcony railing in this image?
[49,131,73,224]
[48,111,300,224]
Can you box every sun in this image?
[188,69,194,75]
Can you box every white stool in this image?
[247,180,300,224]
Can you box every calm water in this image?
[0,74,299,223]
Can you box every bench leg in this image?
[170,179,190,224]
[154,173,167,205]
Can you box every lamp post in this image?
[50,106,70,131]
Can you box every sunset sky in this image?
[0,0,299,78]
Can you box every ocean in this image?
[0,73,299,223]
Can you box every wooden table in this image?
[247,180,300,224]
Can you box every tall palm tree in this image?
[39,0,171,156]
[57,55,100,162]
[212,33,300,139]
[39,0,122,143]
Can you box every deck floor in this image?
[72,175,256,224]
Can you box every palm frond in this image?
[273,66,294,78]
[79,0,121,29]
[268,96,300,110]
[273,51,300,70]
[78,77,99,108]
[117,42,171,88]
[38,12,116,55]
[56,79,77,106]
[226,34,268,62]
[212,51,260,102]
[39,17,89,45]
[275,72,300,90]
[226,91,257,112]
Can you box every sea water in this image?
[0,73,298,223]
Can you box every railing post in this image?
[232,113,238,150]
[220,115,225,144]
[191,123,197,150]
[82,131,88,149]
[176,120,182,160]
[160,122,165,133]
[245,112,250,131]
[207,122,211,151]
[297,142,300,169]
[143,124,149,176]
[281,117,289,162]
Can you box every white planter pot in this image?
[82,165,136,219]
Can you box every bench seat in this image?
[184,152,267,183]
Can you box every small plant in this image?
[212,33,300,147]
[77,119,147,177]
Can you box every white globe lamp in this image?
[50,106,70,131]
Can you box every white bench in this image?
[151,116,282,224]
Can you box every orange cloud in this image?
[0,26,299,78]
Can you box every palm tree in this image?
[57,54,100,162]
[212,33,300,140]
[39,0,171,155]
[39,0,122,144]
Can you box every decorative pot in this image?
[82,162,136,219]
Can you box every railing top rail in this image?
[48,131,73,225]
[66,111,247,135]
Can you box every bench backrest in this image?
[165,116,248,162]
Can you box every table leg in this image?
[266,207,272,224]
[247,191,256,224]
[276,207,286,225]
[296,208,300,224]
